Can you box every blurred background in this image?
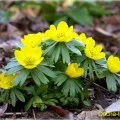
[0,0,120,67]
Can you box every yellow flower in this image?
[85,38,105,61]
[21,33,43,48]
[15,47,44,69]
[65,63,84,78]
[0,73,14,89]
[76,33,94,45]
[76,33,87,44]
[44,21,77,42]
[107,55,120,73]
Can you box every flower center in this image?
[57,32,65,39]
[24,57,35,66]
[90,50,94,57]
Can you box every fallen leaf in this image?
[0,103,8,117]
[103,15,120,26]
[48,105,69,117]
[77,110,103,120]
[105,99,120,113]
[74,24,93,36]
[94,27,117,39]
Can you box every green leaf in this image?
[25,97,34,111]
[101,70,110,77]
[31,70,41,86]
[88,3,108,17]
[68,40,85,47]
[83,100,91,106]
[23,86,36,96]
[55,74,68,86]
[14,90,25,102]
[10,91,16,107]
[5,66,23,76]
[92,61,100,78]
[96,58,107,65]
[62,79,82,97]
[106,75,117,92]
[88,61,94,80]
[5,62,20,69]
[54,43,61,62]
[40,2,56,13]
[82,60,88,78]
[74,80,83,93]
[66,8,92,26]
[32,96,43,107]
[43,42,57,55]
[54,16,68,26]
[9,58,16,62]
[37,65,56,78]
[45,99,57,106]
[35,69,49,84]
[114,74,120,85]
[69,80,76,97]
[13,69,30,86]
[43,40,55,46]
[66,43,82,55]
[0,10,12,24]
[115,74,120,78]
[47,43,57,57]
[2,90,9,101]
[40,59,54,67]
[61,80,70,96]
[40,104,47,111]
[74,55,86,64]
[50,43,61,62]
[36,85,48,95]
[61,44,70,63]
[12,1,41,9]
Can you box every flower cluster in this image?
[0,21,120,110]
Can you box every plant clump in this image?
[0,21,120,111]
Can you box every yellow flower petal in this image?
[21,33,43,48]
[75,33,87,44]
[86,37,95,48]
[85,38,105,61]
[15,47,44,69]
[107,55,120,73]
[0,73,14,89]
[65,63,84,78]
[79,33,87,40]
[50,25,56,31]
[14,50,24,66]
[69,26,73,31]
[44,21,76,42]
[57,21,68,31]
[94,45,103,52]
[94,52,105,61]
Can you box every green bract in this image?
[43,40,84,63]
[53,72,83,97]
